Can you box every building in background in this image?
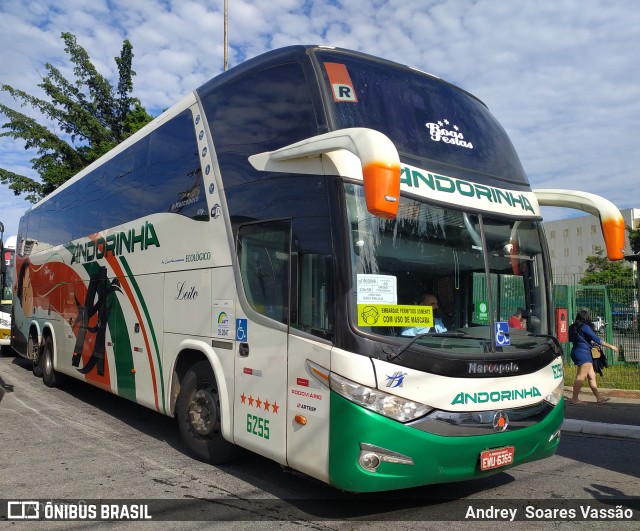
[543,208,640,279]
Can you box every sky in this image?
[1,0,639,238]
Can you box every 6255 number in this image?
[246,414,270,440]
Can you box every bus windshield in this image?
[345,183,550,355]
[317,50,528,187]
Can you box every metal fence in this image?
[554,275,640,390]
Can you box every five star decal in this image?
[240,392,279,414]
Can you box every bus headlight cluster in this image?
[330,372,431,422]
[543,380,564,406]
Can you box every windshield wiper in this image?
[386,329,488,361]
[387,332,432,361]
[532,334,563,355]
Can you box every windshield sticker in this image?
[356,274,397,304]
[495,321,510,347]
[324,62,358,102]
[425,119,473,149]
[475,300,489,324]
[357,304,434,328]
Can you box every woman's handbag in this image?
[591,345,603,359]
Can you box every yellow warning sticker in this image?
[357,304,434,327]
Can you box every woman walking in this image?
[568,309,618,405]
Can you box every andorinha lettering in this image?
[400,166,535,214]
[451,386,541,405]
[68,221,160,265]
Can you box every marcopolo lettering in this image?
[69,221,160,265]
[468,362,519,375]
[400,166,535,214]
[451,386,541,405]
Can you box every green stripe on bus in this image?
[82,262,136,400]
[119,256,166,412]
[108,291,137,401]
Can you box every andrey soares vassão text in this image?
[465,504,635,521]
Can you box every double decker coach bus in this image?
[11,46,625,492]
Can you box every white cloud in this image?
[1,0,639,235]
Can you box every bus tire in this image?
[29,331,42,378]
[176,360,237,465]
[41,335,63,388]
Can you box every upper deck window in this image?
[316,51,528,187]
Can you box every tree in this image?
[0,32,153,203]
[581,246,633,286]
[628,225,640,254]
[581,246,634,308]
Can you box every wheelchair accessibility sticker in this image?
[236,319,248,341]
[495,321,510,346]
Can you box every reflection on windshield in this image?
[345,184,550,355]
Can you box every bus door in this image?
[233,221,290,464]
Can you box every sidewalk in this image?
[562,386,640,439]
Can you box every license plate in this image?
[480,446,515,471]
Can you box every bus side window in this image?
[100,109,207,230]
[237,221,290,325]
[290,218,334,338]
[147,110,208,221]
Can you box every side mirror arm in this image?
[249,128,401,219]
[533,189,625,260]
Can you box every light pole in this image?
[224,0,228,71]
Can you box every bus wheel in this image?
[41,335,63,388]
[29,331,42,378]
[176,360,237,465]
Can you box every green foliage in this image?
[0,32,153,203]
[580,246,634,307]
[628,225,640,254]
[564,363,640,391]
[581,246,634,286]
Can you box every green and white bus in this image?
[11,46,625,492]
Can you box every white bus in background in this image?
[10,45,626,492]
[1,233,16,351]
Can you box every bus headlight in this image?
[543,380,564,407]
[330,372,432,422]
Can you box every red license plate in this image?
[480,446,515,471]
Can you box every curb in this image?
[563,386,640,400]
[562,418,640,440]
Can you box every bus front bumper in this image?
[329,392,563,493]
